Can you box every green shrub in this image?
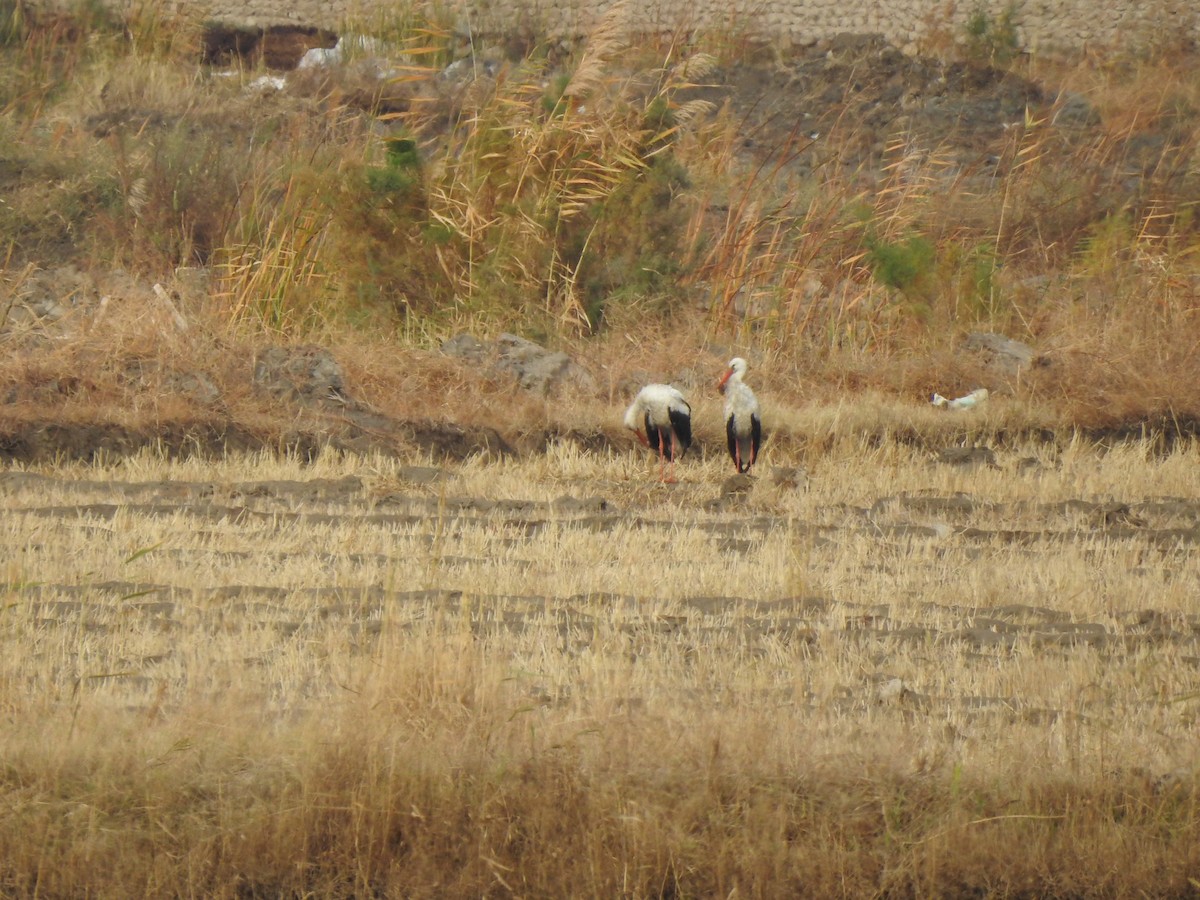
[565,154,691,329]
[940,240,1002,321]
[321,133,453,322]
[964,3,1021,68]
[364,137,424,205]
[865,231,936,298]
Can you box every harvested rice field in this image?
[2,438,1199,896]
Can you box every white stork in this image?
[623,383,692,482]
[718,357,762,474]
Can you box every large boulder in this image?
[964,332,1041,378]
[253,345,349,408]
[441,332,597,397]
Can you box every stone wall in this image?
[25,0,1200,56]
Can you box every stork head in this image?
[622,399,640,433]
[718,357,748,392]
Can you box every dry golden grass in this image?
[2,8,1200,892]
[2,438,1199,896]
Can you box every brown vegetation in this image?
[1,0,1200,450]
[2,1,1200,894]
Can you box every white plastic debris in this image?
[298,34,386,69]
[246,75,286,93]
[298,47,341,69]
[931,388,989,410]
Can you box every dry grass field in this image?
[4,0,1200,894]
[2,434,1199,896]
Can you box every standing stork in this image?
[718,357,762,474]
[623,384,692,483]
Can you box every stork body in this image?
[718,357,762,474]
[624,384,692,482]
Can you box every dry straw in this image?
[1,438,1198,894]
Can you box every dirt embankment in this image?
[4,261,1200,465]
[3,29,1196,464]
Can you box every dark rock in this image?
[253,346,348,408]
[494,333,596,395]
[441,332,596,396]
[965,332,1038,377]
[440,333,488,362]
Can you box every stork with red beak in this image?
[718,357,762,474]
[623,384,692,482]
